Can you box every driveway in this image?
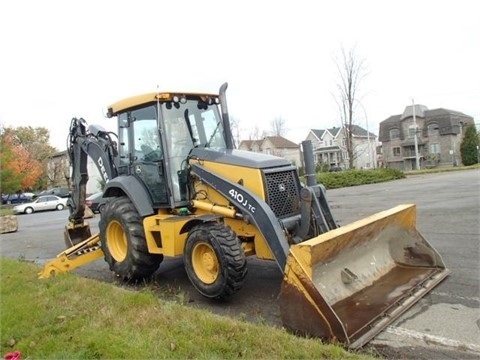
[1,169,479,359]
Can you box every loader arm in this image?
[65,117,119,246]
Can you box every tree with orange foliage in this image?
[0,133,22,194]
[1,126,51,193]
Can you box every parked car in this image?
[1,193,36,205]
[13,195,68,214]
[85,192,110,213]
[38,187,71,198]
[329,166,343,172]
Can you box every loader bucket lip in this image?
[280,204,450,349]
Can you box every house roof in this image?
[347,125,376,138]
[238,139,260,149]
[238,136,298,151]
[310,125,375,140]
[263,136,298,148]
[310,127,342,140]
[400,104,429,120]
[52,150,68,158]
[379,106,474,142]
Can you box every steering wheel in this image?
[141,145,162,161]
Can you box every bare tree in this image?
[333,46,368,169]
[229,115,241,147]
[248,125,266,141]
[270,116,287,137]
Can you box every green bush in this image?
[460,124,479,166]
[316,168,405,189]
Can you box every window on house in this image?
[265,148,271,155]
[408,125,420,138]
[329,140,333,146]
[430,143,441,154]
[428,123,439,136]
[393,147,401,156]
[390,128,400,140]
[342,138,346,146]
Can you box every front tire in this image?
[25,207,34,214]
[184,222,247,300]
[99,196,163,280]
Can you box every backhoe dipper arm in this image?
[67,117,118,225]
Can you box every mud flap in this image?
[279,204,450,349]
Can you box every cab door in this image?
[126,107,169,205]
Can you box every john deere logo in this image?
[278,184,286,192]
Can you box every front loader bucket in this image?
[280,204,450,349]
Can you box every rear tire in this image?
[99,196,163,280]
[184,222,247,300]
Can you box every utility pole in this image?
[412,99,420,170]
[364,109,375,169]
[357,101,375,169]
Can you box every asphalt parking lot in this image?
[1,169,479,359]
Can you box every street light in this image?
[412,99,420,170]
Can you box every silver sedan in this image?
[13,195,68,214]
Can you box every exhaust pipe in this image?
[218,82,234,150]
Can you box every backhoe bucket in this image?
[64,222,92,248]
[280,204,450,349]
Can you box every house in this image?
[378,105,474,170]
[46,151,70,188]
[305,125,377,169]
[47,150,103,195]
[238,136,301,166]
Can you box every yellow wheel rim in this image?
[106,220,128,262]
[191,242,219,284]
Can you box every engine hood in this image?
[190,148,292,169]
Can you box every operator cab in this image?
[108,92,227,209]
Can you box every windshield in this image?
[161,99,226,150]
[161,98,225,202]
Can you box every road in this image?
[1,169,479,359]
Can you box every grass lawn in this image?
[0,258,378,359]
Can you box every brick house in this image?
[379,105,474,170]
[238,136,301,167]
[305,125,377,170]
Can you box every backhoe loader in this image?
[39,83,449,349]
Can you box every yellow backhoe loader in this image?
[39,83,449,349]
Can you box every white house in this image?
[305,125,377,169]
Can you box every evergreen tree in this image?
[460,123,479,166]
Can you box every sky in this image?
[1,0,479,151]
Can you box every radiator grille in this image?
[264,169,300,218]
